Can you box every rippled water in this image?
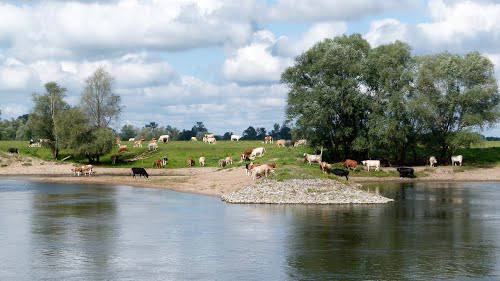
[1,180,499,280]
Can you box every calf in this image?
[240,148,254,162]
[199,157,205,166]
[397,167,415,178]
[451,155,463,166]
[131,167,149,178]
[320,162,332,174]
[332,168,349,181]
[153,160,163,168]
[342,159,358,170]
[362,160,380,171]
[187,157,195,167]
[7,148,19,154]
[429,156,437,167]
[218,159,227,167]
[225,156,233,165]
[162,157,168,167]
[133,140,143,148]
[148,142,158,151]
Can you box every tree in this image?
[279,124,292,140]
[242,126,257,140]
[191,121,207,135]
[145,122,158,130]
[256,127,267,140]
[222,132,232,140]
[270,123,281,139]
[164,125,180,140]
[282,34,371,159]
[414,52,499,162]
[81,66,122,128]
[120,124,138,140]
[178,129,194,141]
[28,82,69,159]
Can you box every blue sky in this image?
[0,0,499,136]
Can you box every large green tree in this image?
[29,82,69,159]
[282,34,371,159]
[414,52,499,161]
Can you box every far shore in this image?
[1,156,499,197]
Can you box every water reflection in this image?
[285,182,497,280]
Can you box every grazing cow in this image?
[131,167,149,178]
[28,139,41,147]
[133,140,143,148]
[251,164,275,180]
[231,134,241,141]
[284,140,293,147]
[205,134,215,139]
[118,145,127,154]
[81,165,94,176]
[294,139,307,147]
[451,155,463,166]
[429,156,437,167]
[191,137,198,141]
[342,159,358,170]
[304,148,322,165]
[128,138,135,142]
[7,148,19,154]
[71,167,83,176]
[263,136,273,144]
[249,147,266,159]
[397,167,415,178]
[225,156,233,165]
[148,142,158,151]
[153,160,163,168]
[362,160,380,171]
[246,163,260,176]
[218,159,227,167]
[206,137,216,144]
[332,168,349,181]
[199,157,205,166]
[276,139,286,147]
[158,135,170,143]
[320,162,332,174]
[187,157,195,167]
[240,148,254,162]
[162,157,168,167]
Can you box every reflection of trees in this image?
[285,182,495,280]
[30,183,117,276]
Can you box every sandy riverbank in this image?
[1,153,499,197]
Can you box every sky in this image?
[0,0,499,136]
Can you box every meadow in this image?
[1,140,499,181]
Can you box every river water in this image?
[1,180,500,280]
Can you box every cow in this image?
[28,139,41,147]
[71,166,83,176]
[263,136,273,144]
[118,145,127,154]
[304,148,322,165]
[320,162,332,174]
[148,142,158,151]
[218,159,227,167]
[284,140,293,147]
[162,157,168,167]
[397,167,415,178]
[451,155,463,166]
[342,159,358,170]
[204,134,215,139]
[199,157,205,166]
[191,137,198,141]
[187,157,195,167]
[332,168,349,181]
[206,137,216,144]
[275,139,286,147]
[81,165,94,176]
[251,164,275,180]
[249,147,266,159]
[429,156,437,167]
[153,160,163,168]
[133,140,143,148]
[294,139,307,147]
[7,148,19,154]
[128,138,135,142]
[225,156,233,165]
[362,160,380,171]
[131,167,149,178]
[240,148,254,162]
[246,163,260,176]
[231,134,241,141]
[159,135,170,143]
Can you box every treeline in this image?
[118,122,293,141]
[282,34,500,165]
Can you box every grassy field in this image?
[1,140,499,180]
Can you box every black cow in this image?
[131,167,149,178]
[397,167,415,178]
[7,148,19,154]
[332,168,349,181]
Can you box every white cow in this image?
[231,134,241,141]
[148,142,158,151]
[429,156,437,167]
[158,135,170,143]
[451,155,463,166]
[191,137,198,141]
[362,160,380,171]
[249,147,266,159]
[128,138,135,142]
[199,157,205,166]
[207,137,216,144]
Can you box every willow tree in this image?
[29,82,69,159]
[282,34,371,160]
[81,67,122,128]
[414,52,500,162]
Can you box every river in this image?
[0,180,499,280]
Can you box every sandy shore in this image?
[1,154,499,197]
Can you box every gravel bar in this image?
[222,179,394,204]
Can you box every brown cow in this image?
[263,136,273,144]
[153,159,163,168]
[118,145,127,154]
[342,159,358,170]
[275,139,286,147]
[240,148,254,162]
[320,162,332,174]
[187,157,195,167]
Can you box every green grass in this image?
[1,140,499,179]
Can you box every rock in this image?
[221,179,393,204]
